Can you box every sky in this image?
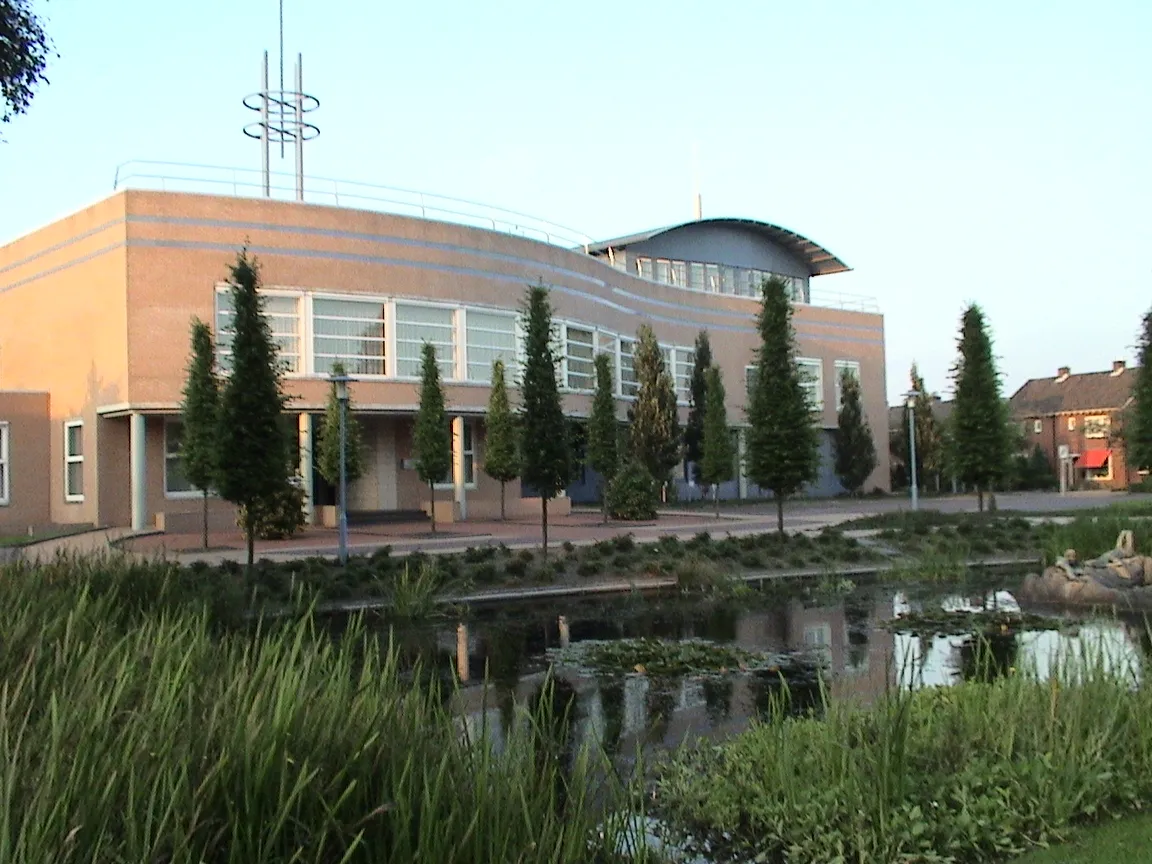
[2,0,1150,404]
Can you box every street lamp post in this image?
[905,390,921,512]
[331,372,351,564]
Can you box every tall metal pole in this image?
[294,53,304,201]
[260,51,270,197]
[338,394,349,564]
[907,398,919,511]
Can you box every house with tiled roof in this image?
[1008,361,1142,490]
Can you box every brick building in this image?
[1008,362,1142,491]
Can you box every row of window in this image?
[606,255,809,303]
[214,289,699,402]
[744,358,861,414]
[1029,415,1111,438]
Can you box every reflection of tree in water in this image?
[486,622,530,738]
[646,686,677,745]
[528,677,579,815]
[959,632,1019,682]
[598,680,625,758]
[843,593,874,671]
[703,678,733,724]
[752,671,824,720]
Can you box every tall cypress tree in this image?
[745,276,821,534]
[414,343,451,533]
[483,358,519,520]
[1128,307,1152,474]
[180,318,219,550]
[699,365,734,518]
[908,363,943,493]
[833,367,877,495]
[587,352,619,524]
[630,323,681,488]
[950,303,1012,511]
[317,362,365,489]
[684,330,712,485]
[518,283,570,555]
[215,250,292,569]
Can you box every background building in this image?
[0,182,888,534]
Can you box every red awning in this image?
[1080,449,1111,470]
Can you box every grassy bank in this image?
[1014,813,1152,863]
[0,560,650,863]
[654,646,1152,863]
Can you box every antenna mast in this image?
[243,0,319,201]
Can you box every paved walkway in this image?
[12,490,1147,565]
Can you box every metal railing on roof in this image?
[112,160,596,251]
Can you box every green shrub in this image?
[239,479,306,540]
[561,540,575,554]
[606,459,658,521]
[576,560,602,578]
[504,557,528,578]
[786,553,808,569]
[741,551,765,569]
[470,561,499,584]
[613,534,636,553]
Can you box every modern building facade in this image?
[0,185,888,535]
[1009,362,1143,491]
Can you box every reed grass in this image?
[654,639,1152,863]
[0,557,649,863]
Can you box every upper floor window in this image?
[834,360,861,410]
[215,289,302,373]
[1067,416,1076,432]
[1084,415,1111,439]
[312,297,386,377]
[0,422,9,506]
[673,349,694,404]
[64,420,84,502]
[619,338,638,398]
[564,325,595,392]
[395,303,455,379]
[797,358,824,413]
[465,310,517,383]
[1034,420,1043,434]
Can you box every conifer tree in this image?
[908,363,943,493]
[833,367,877,495]
[180,318,219,550]
[699,365,734,518]
[518,283,571,555]
[1128,307,1152,473]
[683,330,712,485]
[587,352,619,523]
[745,276,821,534]
[950,303,1012,511]
[215,250,292,569]
[629,323,681,488]
[414,343,451,533]
[317,362,365,489]
[483,358,519,520]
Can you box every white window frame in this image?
[797,357,825,414]
[310,292,388,378]
[618,337,638,399]
[0,422,9,506]
[434,418,477,490]
[1034,419,1043,435]
[163,420,203,499]
[1084,415,1111,439]
[1067,416,1076,432]
[833,360,861,411]
[563,323,596,393]
[214,284,306,376]
[64,420,84,503]
[393,299,458,381]
[464,307,518,384]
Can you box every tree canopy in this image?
[180,318,219,549]
[833,367,877,495]
[699,365,734,517]
[317,362,366,488]
[1,0,54,126]
[629,323,680,486]
[483,358,519,520]
[1127,308,1152,473]
[684,330,713,484]
[413,343,450,532]
[587,352,619,523]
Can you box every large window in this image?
[466,310,517,383]
[674,348,694,403]
[437,419,476,487]
[834,360,861,410]
[1084,415,1111,439]
[215,290,302,373]
[619,338,637,398]
[164,421,197,496]
[565,325,595,391]
[0,422,8,506]
[395,303,455,379]
[312,297,386,376]
[797,358,824,413]
[64,420,83,502]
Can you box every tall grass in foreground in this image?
[655,641,1152,863]
[0,559,647,864]
[1040,512,1152,565]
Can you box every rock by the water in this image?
[1021,530,1152,610]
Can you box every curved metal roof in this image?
[584,217,850,276]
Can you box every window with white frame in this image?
[1034,419,1043,434]
[654,259,671,283]
[214,289,302,373]
[1084,415,1111,439]
[674,349,694,403]
[0,422,8,506]
[312,297,386,376]
[437,419,476,487]
[745,365,757,402]
[1067,416,1076,432]
[164,421,197,496]
[564,325,595,391]
[619,338,637,398]
[466,310,517,383]
[637,257,653,280]
[64,420,84,501]
[834,360,861,410]
[395,303,455,379]
[797,358,824,413]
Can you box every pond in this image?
[342,572,1150,757]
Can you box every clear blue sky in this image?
[3,0,1149,403]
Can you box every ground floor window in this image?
[164,421,197,496]
[0,422,9,505]
[64,420,84,502]
[437,419,476,488]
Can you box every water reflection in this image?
[365,580,1151,757]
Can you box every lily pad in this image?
[546,637,823,680]
[881,609,1072,637]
